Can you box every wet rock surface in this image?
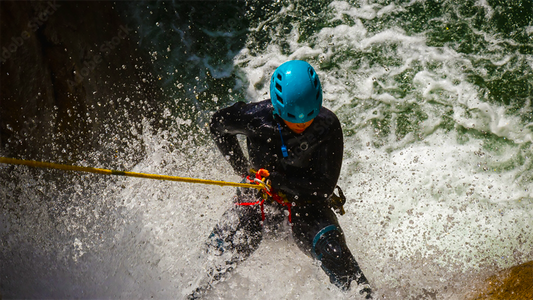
[0,1,161,167]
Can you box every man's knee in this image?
[311,225,369,290]
[312,225,344,262]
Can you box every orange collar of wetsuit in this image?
[283,119,314,134]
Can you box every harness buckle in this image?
[329,185,346,215]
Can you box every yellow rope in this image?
[0,157,263,190]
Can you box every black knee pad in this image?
[312,225,344,262]
[312,225,365,290]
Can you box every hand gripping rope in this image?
[237,169,293,223]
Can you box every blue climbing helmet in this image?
[270,60,323,123]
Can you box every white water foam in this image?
[229,1,533,298]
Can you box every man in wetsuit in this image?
[190,60,372,299]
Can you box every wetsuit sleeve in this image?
[209,102,250,177]
[270,117,343,201]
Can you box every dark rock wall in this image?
[0,1,161,168]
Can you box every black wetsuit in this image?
[191,100,371,298]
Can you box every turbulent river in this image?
[1,1,532,299]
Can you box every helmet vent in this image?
[316,91,320,100]
[314,77,318,87]
[277,73,282,80]
[277,95,284,104]
[307,110,315,117]
[275,83,282,92]
[287,113,296,119]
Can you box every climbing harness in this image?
[237,168,293,223]
[237,169,348,223]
